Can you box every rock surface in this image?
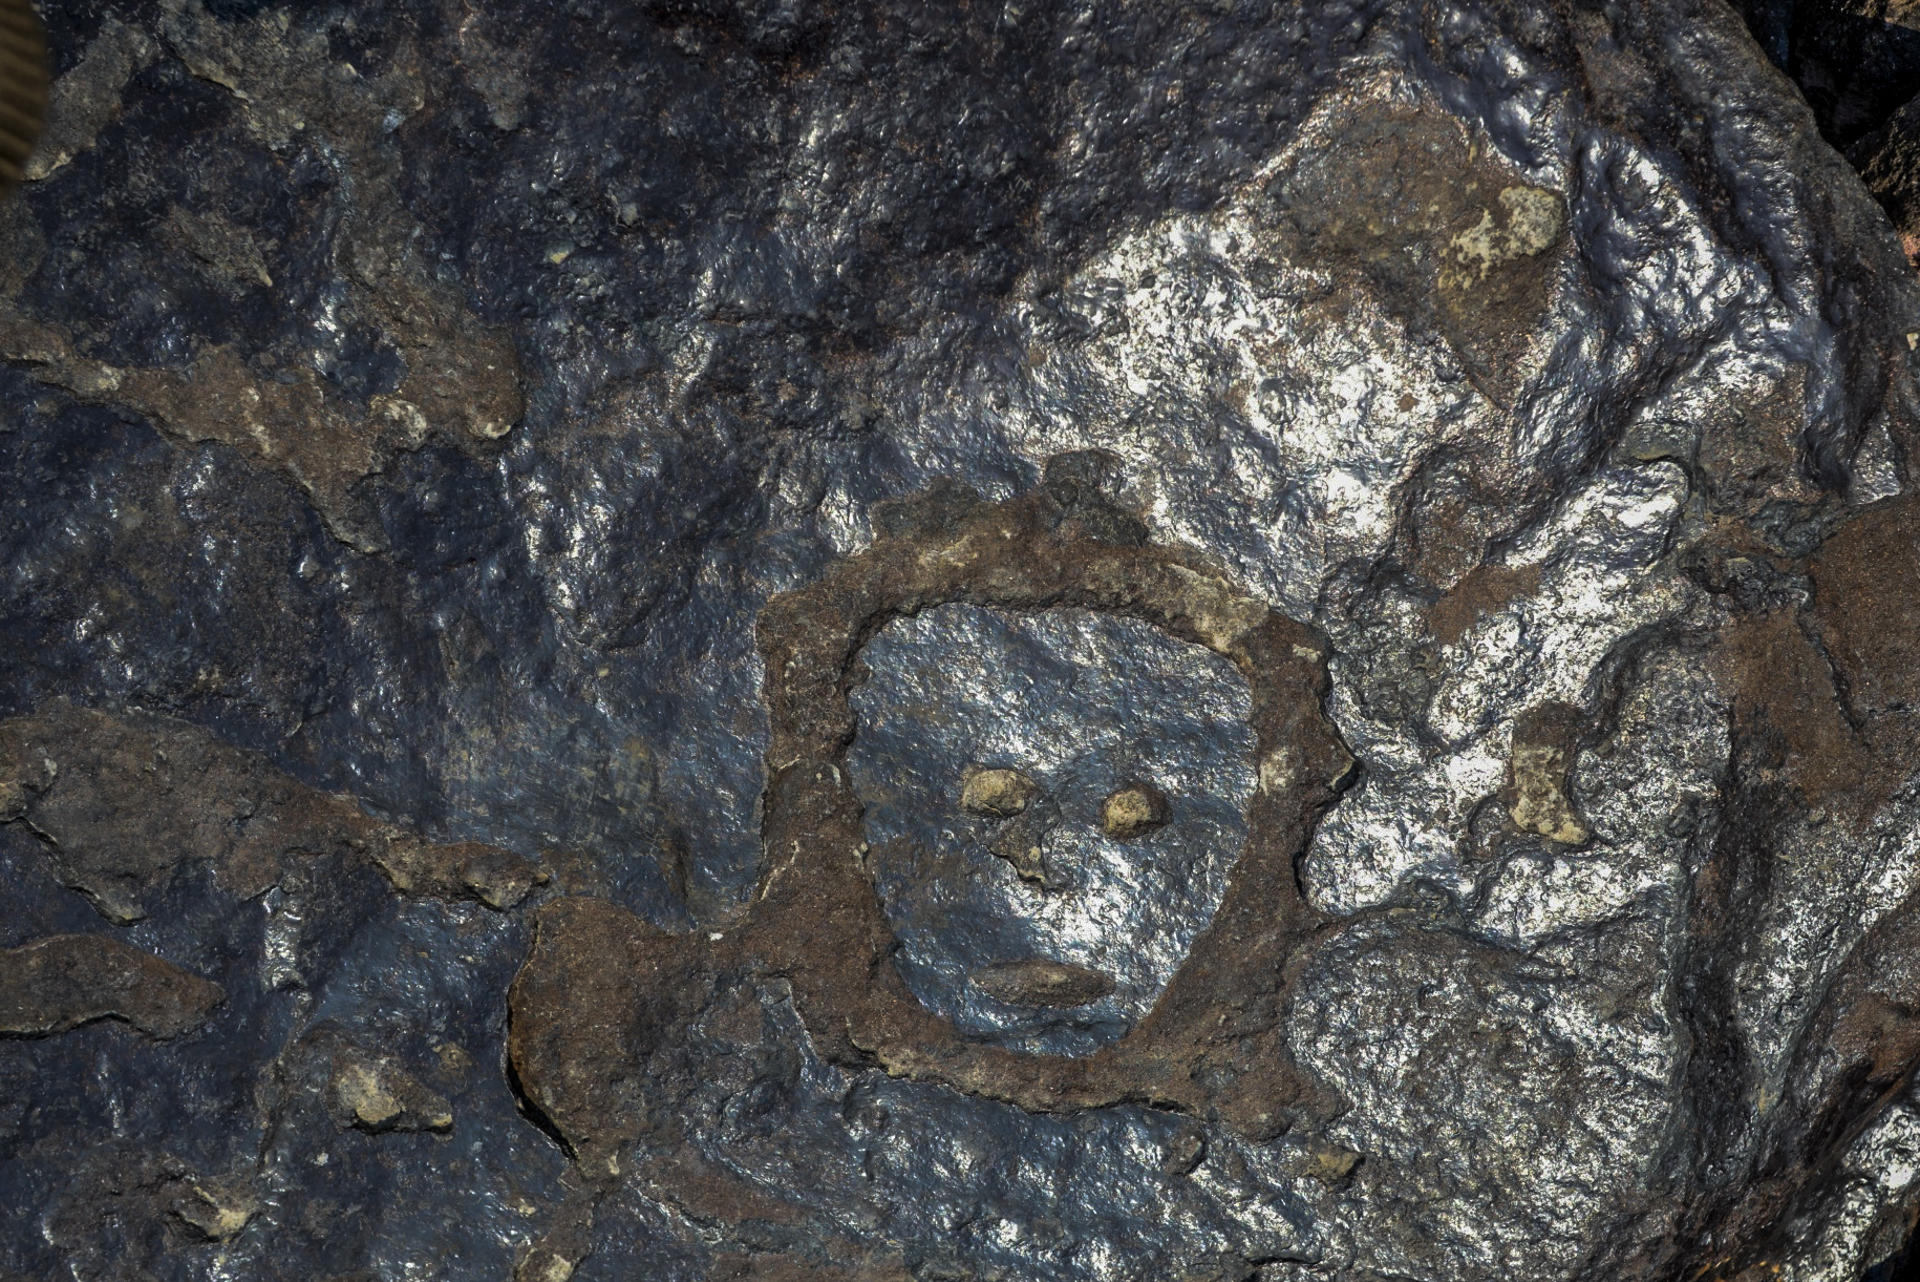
[3,1,1920,1280]
[0,933,223,1037]
[0,699,547,920]
[1744,1,1920,276]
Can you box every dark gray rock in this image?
[4,1,1920,1280]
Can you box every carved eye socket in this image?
[1100,782,1169,838]
[959,765,1037,818]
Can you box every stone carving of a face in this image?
[735,477,1349,1133]
[848,604,1257,1056]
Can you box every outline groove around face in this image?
[747,477,1355,1137]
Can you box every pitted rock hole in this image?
[847,603,1256,1056]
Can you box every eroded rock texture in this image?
[5,1,1920,1280]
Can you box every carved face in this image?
[749,487,1348,1131]
[847,603,1257,1055]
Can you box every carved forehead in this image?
[853,603,1253,771]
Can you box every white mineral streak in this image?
[1001,201,1462,622]
[1307,461,1693,921]
[260,886,305,991]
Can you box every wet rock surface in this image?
[0,932,223,1037]
[4,1,1920,1280]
